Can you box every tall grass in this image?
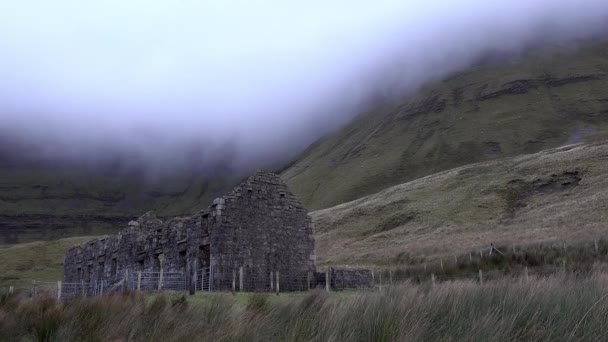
[2,274,608,341]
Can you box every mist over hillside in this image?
[282,40,608,209]
[2,1,608,245]
[2,1,608,175]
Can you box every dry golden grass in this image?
[3,273,608,341]
[312,140,608,266]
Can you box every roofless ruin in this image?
[63,170,319,292]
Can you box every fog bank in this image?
[1,0,607,175]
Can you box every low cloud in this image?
[1,0,607,175]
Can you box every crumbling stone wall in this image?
[208,170,316,291]
[329,267,374,289]
[62,211,207,290]
[63,170,316,292]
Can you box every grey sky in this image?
[1,0,607,172]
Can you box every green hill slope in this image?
[0,165,238,245]
[0,236,93,287]
[5,140,608,286]
[281,41,608,210]
[312,140,608,266]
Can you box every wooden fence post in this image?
[270,271,274,291]
[158,267,163,291]
[209,265,213,292]
[307,271,311,290]
[431,273,436,287]
[524,266,529,282]
[379,272,382,292]
[593,239,600,253]
[424,263,427,273]
[33,280,37,298]
[389,270,393,285]
[469,252,472,263]
[57,281,62,301]
[158,255,164,291]
[100,280,103,296]
[562,259,566,273]
[276,271,280,295]
[216,270,220,291]
[124,269,129,292]
[9,286,13,295]
[232,270,236,293]
[478,270,483,285]
[137,272,142,291]
[325,269,330,292]
[454,255,458,265]
[239,267,243,292]
[440,258,444,272]
[190,259,197,295]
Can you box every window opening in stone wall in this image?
[111,258,117,277]
[154,254,161,271]
[137,259,144,271]
[199,245,210,268]
[98,262,104,280]
[179,250,187,273]
[201,214,209,235]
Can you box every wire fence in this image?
[1,260,585,301]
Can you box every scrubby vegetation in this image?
[313,140,608,266]
[2,273,608,341]
[0,237,94,287]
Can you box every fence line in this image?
[3,262,584,302]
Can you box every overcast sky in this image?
[1,0,608,173]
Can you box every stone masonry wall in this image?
[209,170,316,291]
[63,170,317,292]
[62,211,208,291]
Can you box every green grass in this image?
[312,139,608,266]
[3,274,608,341]
[0,237,94,287]
[281,40,608,210]
[4,140,608,286]
[0,165,239,245]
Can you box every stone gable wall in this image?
[63,170,317,292]
[209,170,316,290]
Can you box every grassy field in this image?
[3,140,608,286]
[282,40,608,210]
[313,139,608,266]
[0,237,94,288]
[2,274,608,341]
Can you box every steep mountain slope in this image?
[281,41,608,210]
[312,140,608,266]
[0,164,239,245]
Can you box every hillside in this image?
[4,40,608,247]
[281,41,608,210]
[312,139,608,266]
[0,164,238,246]
[0,236,93,287]
[4,140,608,285]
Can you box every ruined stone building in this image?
[63,170,317,292]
